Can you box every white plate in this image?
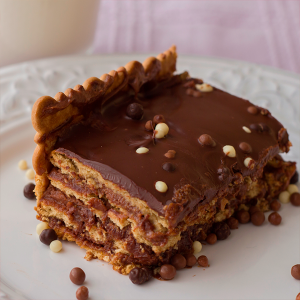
[0,55,299,300]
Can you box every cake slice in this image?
[31,46,296,275]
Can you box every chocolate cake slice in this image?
[31,46,296,274]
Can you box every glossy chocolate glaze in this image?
[55,77,285,214]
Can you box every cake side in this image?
[36,153,295,274]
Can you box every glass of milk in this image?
[0,0,100,67]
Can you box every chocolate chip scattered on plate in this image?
[23,183,36,199]
[39,229,58,245]
[70,268,86,285]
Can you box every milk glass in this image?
[0,0,100,67]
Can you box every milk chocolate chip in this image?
[268,212,282,225]
[291,264,300,280]
[185,254,197,267]
[251,211,265,226]
[206,233,217,245]
[237,210,250,224]
[198,255,209,267]
[270,200,281,211]
[198,134,216,147]
[76,286,89,300]
[145,120,153,131]
[239,142,252,153]
[159,264,176,280]
[170,254,186,270]
[70,268,86,285]
[247,106,258,115]
[290,193,300,206]
[153,114,165,125]
[164,150,176,159]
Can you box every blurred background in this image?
[0,0,299,73]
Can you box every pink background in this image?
[94,0,300,73]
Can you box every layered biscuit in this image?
[31,46,296,274]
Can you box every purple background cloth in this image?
[94,0,300,73]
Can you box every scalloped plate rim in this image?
[0,54,299,300]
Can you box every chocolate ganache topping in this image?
[55,76,286,215]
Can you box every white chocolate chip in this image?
[193,241,202,254]
[50,240,62,253]
[244,157,254,168]
[223,145,236,157]
[155,130,165,139]
[155,181,168,193]
[136,147,149,154]
[242,126,251,134]
[195,83,213,92]
[26,168,35,180]
[287,184,299,194]
[279,191,290,204]
[36,222,50,235]
[18,159,28,170]
[155,123,169,139]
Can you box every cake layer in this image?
[48,147,295,231]
[37,186,211,274]
[38,186,162,267]
[41,215,212,274]
[35,153,295,272]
